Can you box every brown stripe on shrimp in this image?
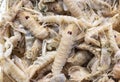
[0,57,29,82]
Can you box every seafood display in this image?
[0,0,120,82]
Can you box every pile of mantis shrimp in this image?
[0,0,120,82]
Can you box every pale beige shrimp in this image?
[113,30,120,47]
[38,0,48,12]
[85,23,111,46]
[102,10,118,17]
[86,31,112,78]
[39,0,64,14]
[0,67,3,82]
[64,0,96,20]
[0,22,12,45]
[26,51,56,79]
[22,39,42,67]
[99,31,111,70]
[0,0,9,22]
[3,72,16,82]
[46,36,60,51]
[22,7,43,17]
[87,0,111,11]
[25,39,42,61]
[40,15,78,24]
[36,64,52,80]
[3,22,22,49]
[9,30,22,48]
[9,0,33,9]
[67,51,91,66]
[49,73,66,82]
[113,62,120,79]
[63,0,83,17]
[97,74,115,82]
[42,0,55,3]
[41,39,47,56]
[64,0,111,17]
[87,57,100,73]
[0,39,13,58]
[106,26,119,52]
[25,33,34,50]
[3,0,23,22]
[47,2,64,14]
[0,43,4,59]
[22,0,33,8]
[18,11,49,40]
[84,68,108,81]
[68,66,90,81]
[52,24,79,75]
[38,73,66,82]
[113,50,120,78]
[5,23,26,57]
[75,31,85,42]
[63,0,105,24]
[112,14,120,32]
[77,43,101,57]
[0,57,29,82]
[13,55,26,72]
[12,35,25,57]
[85,22,119,52]
[4,37,13,57]
[102,0,119,17]
[114,50,120,62]
[40,15,87,30]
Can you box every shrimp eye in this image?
[25,16,30,20]
[67,31,72,35]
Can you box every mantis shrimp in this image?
[77,43,101,57]
[26,51,56,79]
[84,23,110,46]
[68,66,90,82]
[113,30,120,47]
[3,0,23,22]
[99,31,112,70]
[37,73,66,82]
[0,67,3,82]
[18,11,49,40]
[0,0,119,81]
[52,24,79,75]
[112,14,120,32]
[63,0,111,17]
[67,51,91,66]
[0,57,29,82]
[113,61,120,79]
[22,39,42,67]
